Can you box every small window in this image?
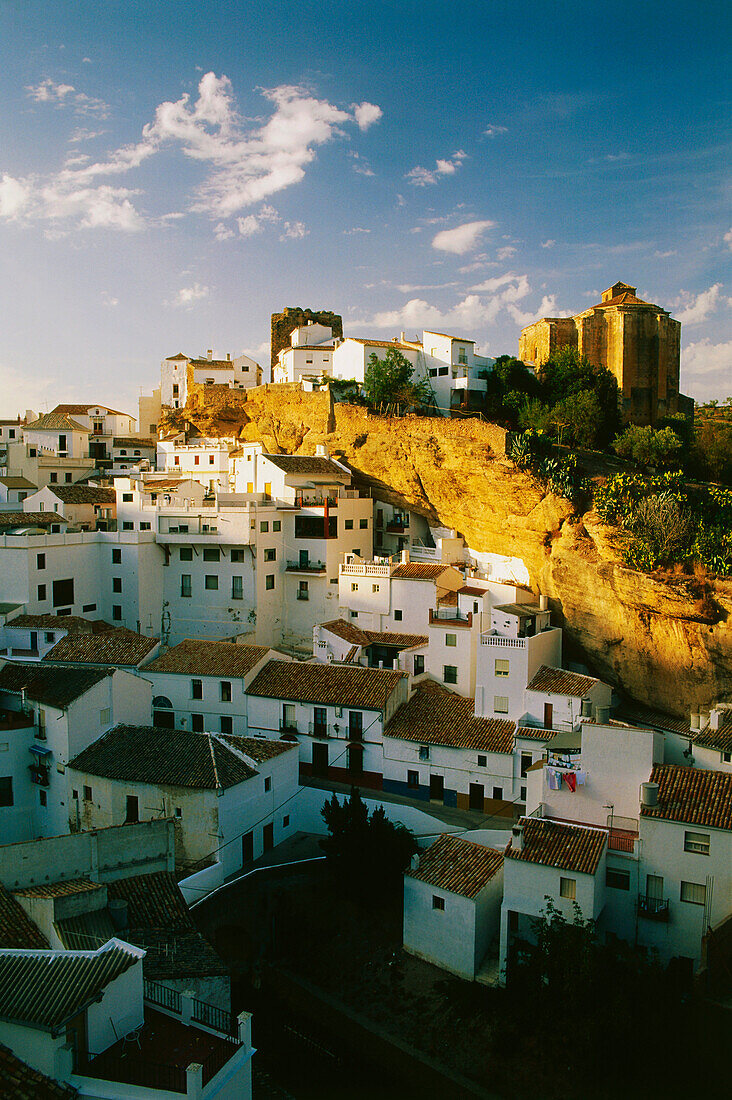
[122,493,133,502]
[112,577,122,593]
[432,895,445,911]
[39,789,47,807]
[345,519,353,530]
[37,584,47,601]
[209,455,215,465]
[680,881,706,906]
[414,654,424,675]
[220,715,233,735]
[44,631,55,643]
[351,583,358,592]
[205,575,218,590]
[520,785,527,801]
[100,708,111,726]
[260,521,269,533]
[175,806,182,818]
[684,831,710,855]
[203,548,220,562]
[494,696,509,713]
[191,714,204,732]
[419,746,430,761]
[265,574,275,590]
[520,752,532,777]
[82,603,96,612]
[407,770,419,789]
[49,473,58,484]
[194,455,200,465]
[722,751,731,764]
[495,658,510,677]
[273,520,281,532]
[37,553,46,570]
[477,754,487,767]
[492,786,503,800]
[112,605,122,621]
[283,814,290,827]
[372,584,380,593]
[191,680,203,700]
[445,633,457,647]
[350,611,358,618]
[0,777,13,807]
[606,868,630,891]
[125,795,139,823]
[140,521,151,530]
[83,785,93,802]
[394,610,403,621]
[360,518,368,529]
[560,877,576,900]
[112,548,122,564]
[443,665,457,684]
[122,522,134,530]
[181,574,192,597]
[264,776,272,792]
[232,576,243,600]
[220,681,232,703]
[264,548,276,562]
[231,548,245,562]
[180,547,193,561]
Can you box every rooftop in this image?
[0,476,37,489]
[14,878,102,900]
[506,817,607,875]
[52,404,129,417]
[262,453,350,480]
[144,638,269,678]
[407,834,503,899]
[614,701,691,736]
[526,665,599,698]
[46,485,117,504]
[43,628,159,668]
[385,681,515,753]
[8,614,110,634]
[493,602,542,617]
[391,562,454,580]
[247,658,405,710]
[0,662,111,709]
[320,619,427,650]
[0,512,70,530]
[25,412,88,432]
[693,715,732,755]
[515,725,561,742]
[68,725,257,790]
[0,1043,78,1099]
[0,883,49,950]
[641,765,732,831]
[221,734,295,763]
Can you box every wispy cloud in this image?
[406,150,466,186]
[496,245,516,260]
[236,204,279,238]
[484,124,508,137]
[343,226,371,235]
[724,228,732,250]
[432,219,494,255]
[280,220,308,240]
[101,291,118,307]
[349,151,375,176]
[26,78,109,118]
[541,239,555,249]
[172,283,210,308]
[673,283,723,325]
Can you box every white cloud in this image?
[236,204,279,237]
[681,339,732,402]
[654,249,676,258]
[674,284,722,325]
[353,102,382,130]
[101,291,119,307]
[343,226,371,235]
[541,239,555,249]
[26,78,109,118]
[507,295,566,327]
[69,127,106,144]
[724,228,732,250]
[432,219,494,255]
[470,273,530,299]
[349,152,374,176]
[280,220,308,240]
[214,223,235,240]
[406,150,467,187]
[484,124,507,137]
[173,283,210,308]
[496,245,517,260]
[0,174,30,218]
[395,282,459,293]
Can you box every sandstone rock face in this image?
[181,387,732,715]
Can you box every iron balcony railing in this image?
[637,894,669,921]
[191,996,238,1038]
[73,1050,186,1094]
[286,560,326,572]
[308,721,330,738]
[279,721,299,736]
[143,979,181,1015]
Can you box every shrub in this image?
[613,424,682,468]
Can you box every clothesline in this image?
[546,766,587,791]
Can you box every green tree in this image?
[484,355,541,424]
[320,787,417,900]
[551,390,604,448]
[613,424,683,468]
[363,347,432,410]
[538,346,620,446]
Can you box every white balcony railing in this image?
[480,633,527,648]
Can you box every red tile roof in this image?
[526,665,599,698]
[221,735,296,763]
[320,619,369,645]
[0,884,49,949]
[0,1044,77,1099]
[43,628,158,667]
[391,563,454,580]
[145,638,270,677]
[515,725,560,742]
[407,834,503,898]
[247,658,405,710]
[641,765,732,831]
[506,817,606,875]
[385,681,515,753]
[14,878,102,900]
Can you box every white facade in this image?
[475,604,562,721]
[274,323,334,384]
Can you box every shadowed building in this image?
[519,282,688,425]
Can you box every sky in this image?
[0,0,730,418]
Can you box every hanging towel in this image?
[564,772,577,793]
[575,770,587,786]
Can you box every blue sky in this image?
[0,0,729,416]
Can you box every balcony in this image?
[637,894,669,922]
[295,494,338,508]
[279,722,299,737]
[480,632,528,648]
[308,721,330,738]
[385,519,408,533]
[286,559,326,573]
[340,562,391,577]
[28,763,50,787]
[429,608,472,627]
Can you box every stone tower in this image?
[518,282,686,425]
[271,307,343,374]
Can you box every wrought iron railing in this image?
[144,979,182,1015]
[191,997,238,1037]
[637,894,669,921]
[74,1050,186,1094]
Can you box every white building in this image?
[23,483,117,530]
[404,833,504,980]
[0,475,37,509]
[157,435,235,493]
[313,618,428,676]
[22,412,90,461]
[474,600,562,721]
[161,350,262,409]
[51,404,137,465]
[338,557,464,635]
[273,322,335,384]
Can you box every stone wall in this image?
[270,306,343,372]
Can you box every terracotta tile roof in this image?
[45,484,116,504]
[0,511,69,529]
[43,628,159,667]
[641,765,732,831]
[166,352,189,360]
[391,563,453,580]
[385,681,515,753]
[0,662,111,708]
[365,630,428,649]
[52,403,129,417]
[0,476,37,488]
[0,1043,78,1098]
[346,338,418,348]
[0,884,49,949]
[526,665,599,697]
[320,619,369,645]
[262,454,350,479]
[113,437,155,448]
[68,726,258,790]
[221,735,296,763]
[693,715,732,754]
[107,872,192,932]
[506,817,606,875]
[14,878,102,900]
[590,292,654,309]
[407,834,503,898]
[515,725,560,741]
[459,585,488,597]
[190,357,235,368]
[8,614,110,634]
[614,701,690,736]
[145,638,269,677]
[248,658,405,710]
[25,412,89,432]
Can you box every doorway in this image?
[263,822,274,852]
[544,702,553,730]
[429,774,444,803]
[312,742,328,777]
[469,783,484,812]
[242,831,253,865]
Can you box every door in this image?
[313,707,327,738]
[646,874,664,899]
[349,711,363,742]
[125,795,139,823]
[29,631,38,653]
[242,831,253,865]
[153,709,175,729]
[263,822,274,852]
[469,783,484,812]
[544,702,553,730]
[429,774,444,803]
[312,742,328,777]
[348,744,364,776]
[282,704,296,734]
[299,549,309,569]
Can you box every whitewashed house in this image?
[338,556,464,635]
[522,665,612,730]
[404,833,504,980]
[161,349,261,408]
[23,483,117,530]
[22,412,90,461]
[0,475,36,508]
[312,618,428,676]
[273,322,335,384]
[157,435,235,493]
[474,600,562,721]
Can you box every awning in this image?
[29,744,52,757]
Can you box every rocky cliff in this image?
[168,385,732,715]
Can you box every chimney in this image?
[580,698,593,719]
[690,711,701,731]
[710,707,722,731]
[207,349,213,361]
[227,352,231,361]
[640,782,659,808]
[410,853,419,871]
[512,824,524,852]
[539,595,548,611]
[594,704,611,725]
[401,547,410,564]
[400,331,406,343]
[108,898,128,931]
[315,444,329,458]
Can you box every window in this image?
[680,881,706,906]
[205,575,218,590]
[220,681,232,702]
[477,754,487,767]
[494,696,509,713]
[360,518,368,529]
[414,654,424,675]
[684,831,710,855]
[112,577,122,593]
[181,575,192,597]
[53,578,74,608]
[438,366,449,376]
[419,746,430,761]
[351,583,358,592]
[432,895,445,911]
[122,492,133,502]
[191,714,204,732]
[209,455,215,465]
[265,574,275,590]
[125,795,139,823]
[44,631,55,644]
[394,610,403,621]
[345,519,354,530]
[64,473,72,483]
[220,715,233,735]
[190,680,203,702]
[37,584,46,601]
[560,877,576,900]
[283,815,290,827]
[83,785,93,802]
[295,514,336,538]
[140,521,151,531]
[50,472,58,484]
[520,785,527,801]
[112,605,122,621]
[100,708,111,726]
[495,658,510,677]
[443,665,457,684]
[407,770,419,789]
[298,580,309,601]
[723,751,731,764]
[112,549,122,564]
[445,633,457,647]
[232,576,243,600]
[264,548,276,562]
[82,602,96,613]
[492,786,503,800]
[203,548,220,562]
[194,455,200,465]
[350,611,358,618]
[0,777,12,807]
[273,520,281,532]
[37,553,46,570]
[372,584,380,593]
[175,806,182,818]
[606,868,630,891]
[231,548,245,562]
[122,521,134,530]
[520,752,532,777]
[39,789,47,807]
[264,776,272,792]
[260,521,269,533]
